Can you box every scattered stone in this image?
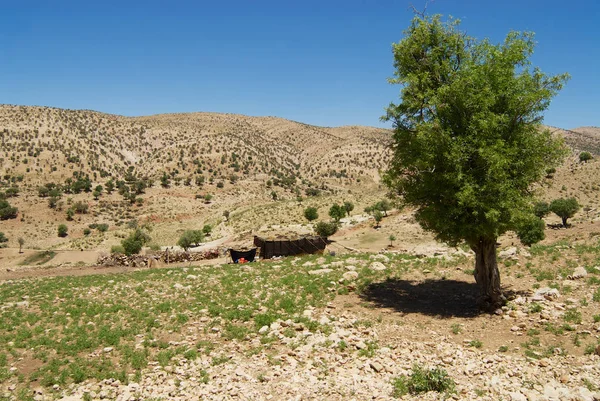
[533,287,560,301]
[369,262,387,271]
[370,362,384,373]
[499,247,518,260]
[342,271,359,281]
[308,269,333,275]
[568,266,588,280]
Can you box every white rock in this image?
[508,391,527,401]
[499,247,518,259]
[369,262,387,271]
[308,269,333,275]
[342,271,359,281]
[570,266,588,279]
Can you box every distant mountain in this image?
[546,125,600,155]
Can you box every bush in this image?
[97,223,109,232]
[550,197,580,227]
[516,216,545,246]
[111,245,125,254]
[0,232,8,248]
[579,152,593,163]
[57,224,68,237]
[72,201,88,214]
[5,187,19,197]
[83,228,91,236]
[375,199,392,216]
[533,201,550,218]
[343,201,354,216]
[0,199,18,220]
[304,207,319,222]
[373,210,384,227]
[121,229,151,256]
[314,221,338,238]
[177,230,204,251]
[392,364,455,397]
[202,224,212,235]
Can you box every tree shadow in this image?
[359,278,525,318]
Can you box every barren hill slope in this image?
[547,125,600,155]
[0,105,392,190]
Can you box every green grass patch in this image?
[18,251,56,266]
[392,364,455,397]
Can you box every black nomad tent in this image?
[229,248,257,263]
[253,236,327,259]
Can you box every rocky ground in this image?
[1,248,595,401]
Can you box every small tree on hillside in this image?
[304,207,319,222]
[329,204,346,223]
[383,14,568,309]
[550,198,580,227]
[18,237,24,253]
[314,221,338,238]
[343,201,354,217]
[121,229,151,256]
[93,185,103,200]
[373,210,384,228]
[177,230,204,251]
[375,199,392,216]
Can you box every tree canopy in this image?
[383,14,568,309]
[550,197,580,227]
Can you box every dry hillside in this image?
[0,105,392,251]
[0,105,391,188]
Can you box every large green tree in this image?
[383,15,568,309]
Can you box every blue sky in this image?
[1,0,598,129]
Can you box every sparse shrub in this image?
[0,232,8,248]
[96,223,109,232]
[392,364,455,397]
[579,152,593,163]
[111,245,125,254]
[304,207,318,222]
[0,199,18,220]
[57,224,68,237]
[83,228,91,236]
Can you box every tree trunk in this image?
[562,217,568,227]
[470,237,503,310]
